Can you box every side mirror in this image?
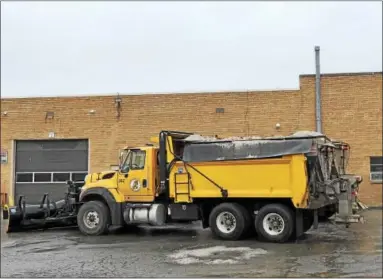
[120,165,130,174]
[119,151,124,165]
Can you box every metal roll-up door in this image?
[14,139,89,204]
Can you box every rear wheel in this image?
[255,203,295,243]
[77,200,111,235]
[209,203,249,240]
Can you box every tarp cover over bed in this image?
[182,138,315,162]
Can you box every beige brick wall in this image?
[1,72,382,205]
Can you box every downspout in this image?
[313,46,323,229]
[315,46,322,133]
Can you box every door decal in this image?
[130,179,141,192]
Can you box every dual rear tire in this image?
[209,202,251,240]
[209,202,296,243]
[254,204,295,243]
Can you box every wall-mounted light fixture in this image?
[45,111,54,122]
[88,109,96,115]
[2,111,8,116]
[275,123,281,129]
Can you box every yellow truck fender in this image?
[79,187,124,226]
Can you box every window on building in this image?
[34,173,52,182]
[370,156,382,183]
[15,171,88,183]
[16,173,33,183]
[71,172,88,182]
[53,173,71,182]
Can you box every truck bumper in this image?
[328,213,365,226]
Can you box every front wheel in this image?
[255,203,295,243]
[77,200,111,235]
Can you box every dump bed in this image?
[167,131,356,211]
[169,153,309,207]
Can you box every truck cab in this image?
[117,146,159,203]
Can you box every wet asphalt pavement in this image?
[1,209,382,278]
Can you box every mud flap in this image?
[313,209,318,229]
[295,209,304,239]
[295,209,319,240]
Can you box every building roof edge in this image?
[300,71,382,78]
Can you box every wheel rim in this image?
[262,213,285,236]
[83,210,100,229]
[216,211,237,233]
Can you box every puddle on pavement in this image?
[167,245,268,265]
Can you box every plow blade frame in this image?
[4,181,83,233]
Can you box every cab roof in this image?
[122,145,157,151]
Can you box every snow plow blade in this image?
[3,181,83,233]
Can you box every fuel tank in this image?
[123,203,167,226]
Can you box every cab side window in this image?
[129,150,146,170]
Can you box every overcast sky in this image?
[1,1,382,98]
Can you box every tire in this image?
[209,203,249,240]
[77,200,111,236]
[255,203,295,243]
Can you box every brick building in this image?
[0,71,382,205]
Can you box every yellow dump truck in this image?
[3,130,364,243]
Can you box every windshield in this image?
[120,149,130,171]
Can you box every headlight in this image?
[84,174,89,182]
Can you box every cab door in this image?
[118,148,154,202]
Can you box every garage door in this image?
[14,139,88,204]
